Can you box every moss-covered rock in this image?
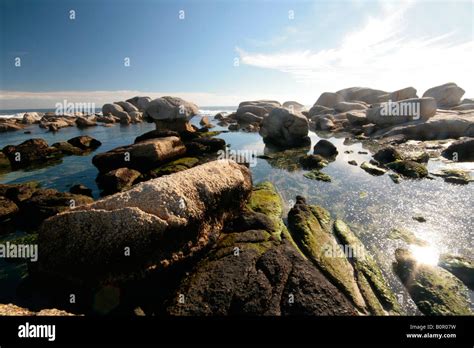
[299,154,328,170]
[432,169,472,185]
[149,157,199,177]
[303,170,332,182]
[259,146,310,172]
[394,248,471,315]
[388,228,428,246]
[386,160,428,179]
[334,220,402,315]
[439,254,474,290]
[0,197,19,224]
[287,196,366,312]
[0,152,11,173]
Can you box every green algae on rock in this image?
[149,157,199,177]
[386,160,428,179]
[303,170,332,182]
[360,161,386,176]
[432,169,472,185]
[439,254,474,290]
[388,228,428,247]
[287,196,366,312]
[394,248,472,315]
[334,220,402,315]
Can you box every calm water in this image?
[1,111,473,313]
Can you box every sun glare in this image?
[409,245,440,266]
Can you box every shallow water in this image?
[0,114,473,313]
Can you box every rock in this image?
[282,101,305,112]
[460,98,474,105]
[348,160,357,166]
[394,248,471,315]
[199,116,212,128]
[378,87,418,102]
[313,139,338,159]
[373,146,403,164]
[97,168,141,194]
[40,118,73,131]
[102,103,130,123]
[51,141,84,155]
[422,83,465,108]
[20,189,93,228]
[69,184,93,197]
[388,228,428,246]
[22,112,41,124]
[412,215,426,223]
[360,161,386,176]
[0,181,41,203]
[442,138,474,162]
[389,173,401,183]
[314,116,335,131]
[287,196,367,311]
[115,101,139,113]
[228,124,239,131]
[37,160,252,283]
[260,108,310,147]
[303,170,331,182]
[76,116,97,128]
[259,146,311,172]
[374,113,474,140]
[0,120,24,132]
[2,139,63,169]
[147,157,199,178]
[334,101,367,113]
[236,112,263,125]
[432,169,472,185]
[67,135,102,151]
[237,100,280,115]
[299,154,328,170]
[144,96,198,122]
[314,92,344,108]
[126,96,152,111]
[96,115,118,124]
[134,129,180,143]
[308,105,334,118]
[334,220,402,314]
[346,111,369,126]
[366,98,437,127]
[0,197,19,223]
[451,103,474,111]
[128,111,143,123]
[336,87,388,104]
[0,152,11,172]
[386,160,428,178]
[438,254,474,290]
[362,123,376,135]
[92,137,186,173]
[0,304,75,316]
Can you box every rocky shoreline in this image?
[0,84,473,316]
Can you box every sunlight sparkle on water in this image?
[409,245,440,266]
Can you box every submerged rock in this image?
[360,162,386,176]
[394,248,471,315]
[67,136,102,151]
[303,170,332,182]
[37,160,252,284]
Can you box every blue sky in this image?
[0,0,473,108]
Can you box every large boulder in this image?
[378,87,418,102]
[92,136,186,173]
[259,107,310,147]
[314,92,344,108]
[336,87,388,104]
[334,101,367,113]
[235,112,263,124]
[237,100,280,113]
[102,103,130,123]
[22,112,42,125]
[144,96,198,122]
[126,96,152,111]
[282,101,305,113]
[422,83,465,108]
[67,135,101,151]
[313,139,338,159]
[37,160,252,283]
[374,113,474,140]
[366,97,437,127]
[97,167,141,194]
[115,101,139,113]
[308,105,334,118]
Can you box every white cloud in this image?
[237,0,474,100]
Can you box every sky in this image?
[0,0,473,109]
